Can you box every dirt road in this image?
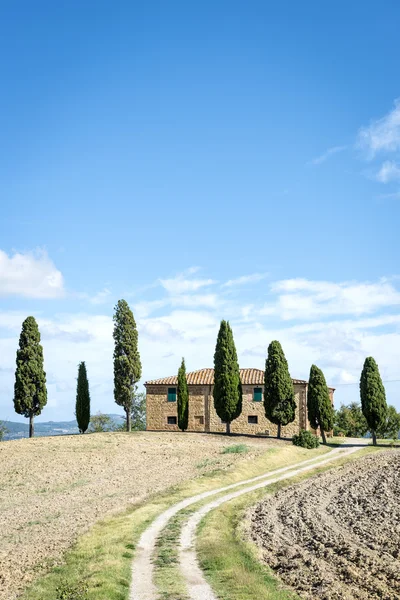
[250,450,400,599]
[130,445,359,600]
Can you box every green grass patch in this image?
[154,510,192,600]
[376,439,400,447]
[197,447,382,600]
[222,444,249,454]
[196,457,221,469]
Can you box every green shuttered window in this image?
[253,387,263,401]
[168,387,177,402]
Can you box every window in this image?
[167,416,177,425]
[194,416,204,425]
[248,415,258,424]
[253,387,263,402]
[167,387,177,402]
[220,418,227,424]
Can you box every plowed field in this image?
[250,450,400,599]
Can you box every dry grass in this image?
[0,430,281,600]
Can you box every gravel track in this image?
[130,446,358,600]
[250,450,400,600]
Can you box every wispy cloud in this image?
[378,191,400,200]
[261,277,400,320]
[159,268,217,294]
[375,160,400,183]
[357,98,400,157]
[222,273,268,288]
[309,145,347,166]
[89,288,112,305]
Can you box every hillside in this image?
[0,430,281,600]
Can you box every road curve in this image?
[129,447,355,600]
[179,446,361,600]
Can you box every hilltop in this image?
[0,430,281,599]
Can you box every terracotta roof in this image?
[145,368,311,387]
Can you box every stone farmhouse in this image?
[145,368,335,437]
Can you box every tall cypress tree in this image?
[264,340,295,439]
[76,361,91,434]
[177,358,189,431]
[113,299,142,432]
[213,320,242,434]
[307,364,334,444]
[13,316,47,438]
[360,356,387,446]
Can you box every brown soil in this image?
[0,431,276,600]
[249,450,400,600]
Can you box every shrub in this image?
[55,581,88,599]
[0,421,8,441]
[221,444,249,454]
[292,430,320,449]
[88,412,114,433]
[334,402,368,437]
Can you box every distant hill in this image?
[1,414,125,440]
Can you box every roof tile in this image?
[145,368,313,387]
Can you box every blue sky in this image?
[1,1,400,421]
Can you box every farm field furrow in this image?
[249,450,400,600]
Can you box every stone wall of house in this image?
[223,384,304,437]
[146,385,179,431]
[145,384,209,432]
[187,385,208,431]
[146,382,310,437]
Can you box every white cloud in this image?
[263,277,400,320]
[376,161,400,183]
[0,249,64,298]
[309,145,347,166]
[159,268,217,294]
[134,294,219,318]
[170,294,219,308]
[357,98,400,156]
[223,273,268,288]
[89,288,112,305]
[2,273,400,423]
[134,299,169,318]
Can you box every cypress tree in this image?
[113,299,142,432]
[177,358,189,431]
[307,364,334,444]
[360,356,387,446]
[13,316,47,438]
[75,361,91,434]
[213,320,242,434]
[264,340,295,439]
